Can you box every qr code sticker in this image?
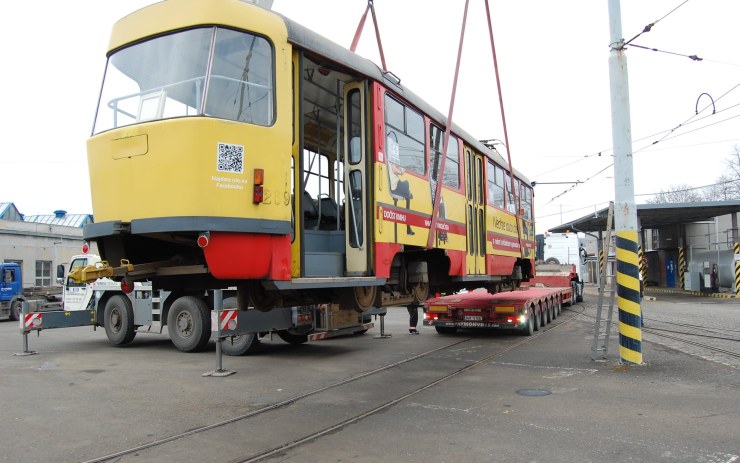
[217,143,244,173]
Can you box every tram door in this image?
[465,149,485,274]
[343,82,369,275]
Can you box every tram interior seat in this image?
[303,191,319,229]
[318,196,340,229]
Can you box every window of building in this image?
[35,261,52,287]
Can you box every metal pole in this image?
[203,289,235,377]
[14,301,38,356]
[608,0,642,365]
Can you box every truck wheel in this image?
[549,298,557,320]
[575,282,584,303]
[104,295,137,345]
[568,281,577,306]
[167,296,211,352]
[555,298,562,316]
[277,329,309,345]
[9,299,22,321]
[532,304,539,331]
[545,300,552,324]
[220,297,259,356]
[221,335,260,356]
[435,326,458,335]
[520,308,534,336]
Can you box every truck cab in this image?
[0,263,23,305]
[62,254,103,311]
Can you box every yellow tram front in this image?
[87,0,294,283]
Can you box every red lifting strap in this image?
[350,0,387,72]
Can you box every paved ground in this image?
[1,288,738,463]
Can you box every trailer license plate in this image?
[464,316,483,321]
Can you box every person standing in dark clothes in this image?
[407,305,419,334]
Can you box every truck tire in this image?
[167,296,211,352]
[435,326,458,335]
[220,297,259,356]
[575,282,584,303]
[221,334,260,356]
[532,304,539,331]
[104,295,137,345]
[545,257,560,265]
[520,307,534,336]
[569,281,578,306]
[277,329,309,345]
[9,299,22,322]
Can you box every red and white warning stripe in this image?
[220,310,238,331]
[24,313,42,329]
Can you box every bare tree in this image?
[647,183,704,204]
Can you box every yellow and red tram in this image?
[85,0,535,311]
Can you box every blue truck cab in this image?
[1,262,64,321]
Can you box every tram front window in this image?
[93,27,274,134]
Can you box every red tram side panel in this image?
[423,283,575,336]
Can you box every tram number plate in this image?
[464,316,483,321]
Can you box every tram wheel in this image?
[342,286,378,313]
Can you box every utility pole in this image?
[608,0,642,365]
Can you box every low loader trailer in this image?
[423,264,580,336]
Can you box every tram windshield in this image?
[93,27,275,134]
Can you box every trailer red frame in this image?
[423,285,574,336]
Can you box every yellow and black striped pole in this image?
[678,246,686,290]
[638,245,646,283]
[610,0,642,365]
[734,242,739,298]
[599,249,605,277]
[616,231,642,365]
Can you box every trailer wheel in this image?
[520,308,534,336]
[277,329,309,345]
[569,281,578,306]
[545,300,552,324]
[220,297,259,356]
[549,298,557,320]
[104,295,137,346]
[9,299,22,322]
[555,298,562,316]
[435,326,458,335]
[575,282,584,303]
[531,304,539,332]
[167,296,211,352]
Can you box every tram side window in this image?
[429,124,460,190]
[486,161,505,209]
[520,182,533,221]
[384,95,425,175]
[504,172,515,213]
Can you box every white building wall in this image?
[0,219,98,289]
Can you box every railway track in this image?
[571,305,740,362]
[81,308,578,463]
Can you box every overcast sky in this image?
[3,0,738,233]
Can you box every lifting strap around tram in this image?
[350,0,388,72]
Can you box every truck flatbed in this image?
[423,285,575,336]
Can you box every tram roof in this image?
[277,13,530,184]
[548,200,740,233]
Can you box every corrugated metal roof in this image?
[24,214,94,228]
